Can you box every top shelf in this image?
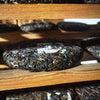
[0,4,100,20]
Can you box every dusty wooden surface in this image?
[0,63,100,91]
[0,4,100,20]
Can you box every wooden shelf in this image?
[0,63,100,91]
[0,25,100,45]
[0,50,99,91]
[0,4,100,92]
[0,48,99,89]
[0,4,100,20]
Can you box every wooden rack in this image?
[0,4,100,91]
[0,4,100,19]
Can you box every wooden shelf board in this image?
[0,29,100,44]
[0,63,100,91]
[0,4,100,19]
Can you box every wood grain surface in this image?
[0,63,100,91]
[0,26,100,43]
[0,4,100,20]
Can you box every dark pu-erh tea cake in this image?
[83,0,100,3]
[81,36,100,59]
[1,0,100,4]
[20,22,55,32]
[75,84,100,100]
[6,88,75,100]
[57,22,90,32]
[3,39,83,72]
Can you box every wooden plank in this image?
[0,4,100,19]
[0,63,100,91]
[0,27,100,43]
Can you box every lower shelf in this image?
[0,26,100,91]
[0,63,100,91]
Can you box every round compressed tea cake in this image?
[75,84,100,100]
[3,39,83,72]
[20,22,55,32]
[83,0,100,3]
[0,0,50,3]
[81,36,100,59]
[6,88,75,100]
[57,22,90,32]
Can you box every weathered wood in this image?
[0,63,100,91]
[0,4,100,19]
